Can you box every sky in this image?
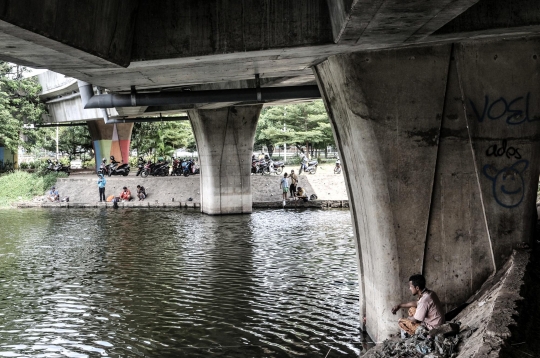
[22,66,47,78]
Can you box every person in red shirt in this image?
[119,186,132,201]
[391,274,445,338]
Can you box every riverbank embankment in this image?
[15,169,349,209]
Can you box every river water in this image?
[0,208,366,357]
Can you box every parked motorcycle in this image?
[300,160,318,175]
[181,159,200,176]
[46,159,71,176]
[97,158,107,175]
[334,158,342,174]
[141,160,169,178]
[106,156,130,176]
[171,158,182,176]
[271,160,285,175]
[261,159,285,175]
[256,159,272,175]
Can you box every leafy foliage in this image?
[25,126,93,160]
[131,121,195,158]
[0,62,46,152]
[255,100,334,156]
[0,171,66,207]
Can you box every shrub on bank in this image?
[83,160,95,170]
[0,171,66,207]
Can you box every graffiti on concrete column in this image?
[483,159,528,208]
[485,140,522,159]
[470,93,540,125]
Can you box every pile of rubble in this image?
[365,323,475,358]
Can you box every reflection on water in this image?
[0,208,366,357]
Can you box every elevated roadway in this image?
[2,0,540,342]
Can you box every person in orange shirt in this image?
[119,186,132,202]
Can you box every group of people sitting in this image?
[280,170,310,203]
[114,185,147,202]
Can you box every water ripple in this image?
[0,208,366,357]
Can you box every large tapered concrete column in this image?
[87,120,133,168]
[315,45,451,341]
[188,105,262,215]
[314,36,540,342]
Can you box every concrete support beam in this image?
[0,0,138,67]
[188,105,262,215]
[435,0,540,36]
[314,36,540,341]
[327,0,480,45]
[132,0,333,61]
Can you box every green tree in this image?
[23,125,93,160]
[131,120,195,158]
[255,100,334,157]
[57,126,93,159]
[0,62,46,152]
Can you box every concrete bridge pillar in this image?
[87,120,133,168]
[188,105,262,215]
[314,37,540,341]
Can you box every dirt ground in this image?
[45,164,348,204]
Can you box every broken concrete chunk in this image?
[415,325,429,339]
[429,322,460,337]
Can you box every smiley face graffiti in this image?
[483,160,529,208]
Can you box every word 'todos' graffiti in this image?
[470,93,540,125]
[485,140,522,159]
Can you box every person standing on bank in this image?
[97,174,106,202]
[391,274,445,338]
[280,172,289,205]
[289,170,298,200]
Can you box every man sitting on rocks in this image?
[47,186,59,202]
[391,274,445,338]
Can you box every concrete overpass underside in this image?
[4,0,540,342]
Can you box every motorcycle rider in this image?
[99,158,107,175]
[334,156,341,174]
[299,152,309,174]
[251,154,259,174]
[97,174,106,202]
